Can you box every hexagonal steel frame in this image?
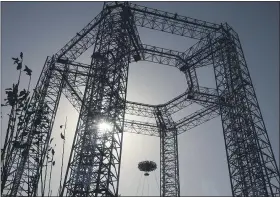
[2,2,279,197]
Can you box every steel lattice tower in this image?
[1,2,280,197]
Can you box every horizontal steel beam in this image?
[123,119,159,137]
[55,8,112,61]
[176,104,220,134]
[126,2,220,39]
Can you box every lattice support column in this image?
[212,25,280,196]
[2,2,279,197]
[155,108,180,197]
[55,61,89,112]
[60,5,133,197]
[2,56,66,197]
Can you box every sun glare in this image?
[98,121,113,133]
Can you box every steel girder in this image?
[54,44,224,139]
[212,24,280,196]
[2,2,279,197]
[54,8,279,196]
[123,119,159,137]
[56,63,223,138]
[56,60,87,112]
[55,7,112,61]
[175,104,220,134]
[2,56,65,196]
[1,4,113,197]
[60,5,134,196]
[125,2,220,39]
[123,101,220,137]
[155,108,180,197]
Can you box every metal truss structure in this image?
[1,2,280,197]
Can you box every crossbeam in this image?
[126,2,220,39]
[176,104,220,134]
[2,2,279,197]
[123,119,159,137]
[55,8,112,61]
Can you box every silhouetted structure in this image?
[2,2,280,197]
[138,160,157,176]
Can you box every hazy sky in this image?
[1,2,279,196]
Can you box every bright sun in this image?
[98,121,113,133]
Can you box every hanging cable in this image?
[137,160,157,196]
[137,172,154,196]
[136,173,143,196]
[147,175,149,196]
[141,176,146,196]
[141,127,147,161]
[154,171,160,194]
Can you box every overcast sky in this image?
[1,1,279,196]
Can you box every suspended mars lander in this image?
[1,2,279,197]
[138,160,157,176]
